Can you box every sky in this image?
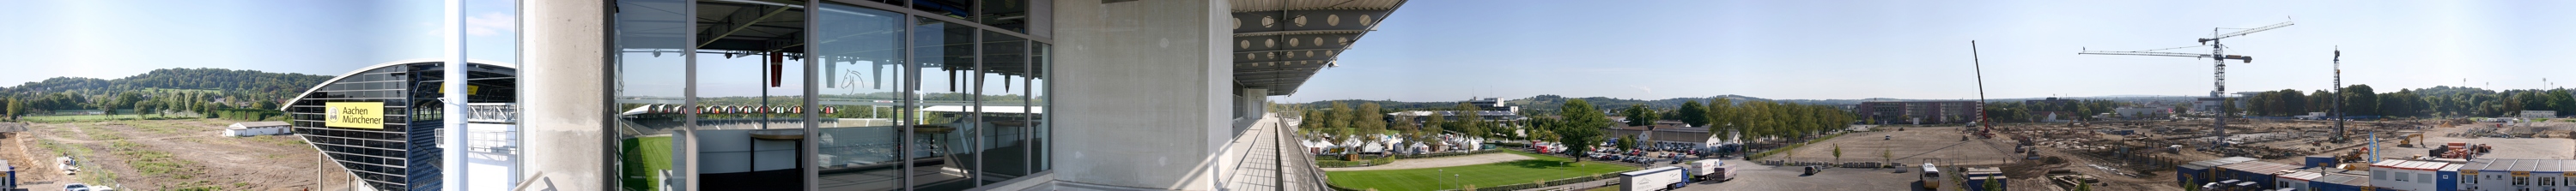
[1286,0,2576,102]
[0,0,518,85]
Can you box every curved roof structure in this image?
[277,58,516,110]
[1230,0,1408,96]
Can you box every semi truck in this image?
[1619,166,1691,191]
[1683,159,1736,182]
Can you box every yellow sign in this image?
[325,102,385,129]
[2564,171,2576,176]
[2463,170,2479,176]
[439,85,480,95]
[2513,171,2531,177]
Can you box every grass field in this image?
[622,136,675,191]
[1326,151,1637,191]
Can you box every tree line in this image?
[2,68,330,120]
[2239,85,2573,117]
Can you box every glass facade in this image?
[284,62,518,191]
[611,0,1048,190]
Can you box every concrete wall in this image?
[1050,0,1230,189]
[518,0,609,189]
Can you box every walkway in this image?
[1222,113,1327,191]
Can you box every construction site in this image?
[1753,116,2572,191]
[1764,19,2576,191]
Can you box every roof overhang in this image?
[277,58,517,110]
[1230,0,1406,96]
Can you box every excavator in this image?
[2397,134,2421,147]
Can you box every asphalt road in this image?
[1677,159,1957,191]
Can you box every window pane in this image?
[909,17,978,191]
[815,3,908,191]
[694,3,810,190]
[975,0,1027,33]
[912,0,972,20]
[1030,43,1048,173]
[612,0,692,190]
[976,30,1030,184]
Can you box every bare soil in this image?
[9,119,355,190]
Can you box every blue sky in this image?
[1,1,2567,102]
[1288,0,2576,102]
[0,0,517,84]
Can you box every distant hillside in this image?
[1,68,332,112]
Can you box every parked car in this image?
[64,183,91,191]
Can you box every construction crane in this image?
[2079,21,2293,148]
[2332,48,2345,142]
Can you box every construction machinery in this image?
[1971,41,1995,139]
[2397,134,2419,147]
[2080,21,2295,147]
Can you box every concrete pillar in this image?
[516,0,608,190]
[1050,0,1230,189]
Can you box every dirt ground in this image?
[2383,122,2576,159]
[7,119,354,190]
[1771,126,2021,167]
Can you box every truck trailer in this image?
[1683,159,1735,182]
[1619,166,1691,191]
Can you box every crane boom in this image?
[2077,51,2253,63]
[2200,21,2294,44]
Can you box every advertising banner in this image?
[325,102,386,129]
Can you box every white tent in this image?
[1409,142,1431,154]
[1303,140,1332,154]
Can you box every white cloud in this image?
[465,12,514,36]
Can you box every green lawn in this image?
[622,136,675,191]
[1327,151,1637,191]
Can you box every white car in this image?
[64,183,90,191]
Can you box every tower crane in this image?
[2079,21,2293,147]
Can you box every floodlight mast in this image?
[2078,21,2293,148]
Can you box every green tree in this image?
[1554,99,1608,164]
[1678,100,1709,127]
[1616,137,1636,151]
[1623,104,1656,127]
[1832,143,1844,163]
[2075,182,2091,191]
[1356,102,1386,141]
[1984,175,2002,191]
[1706,98,1737,146]
[1880,148,1893,166]
[1327,102,1353,144]
[4,98,19,120]
[1455,103,1487,138]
